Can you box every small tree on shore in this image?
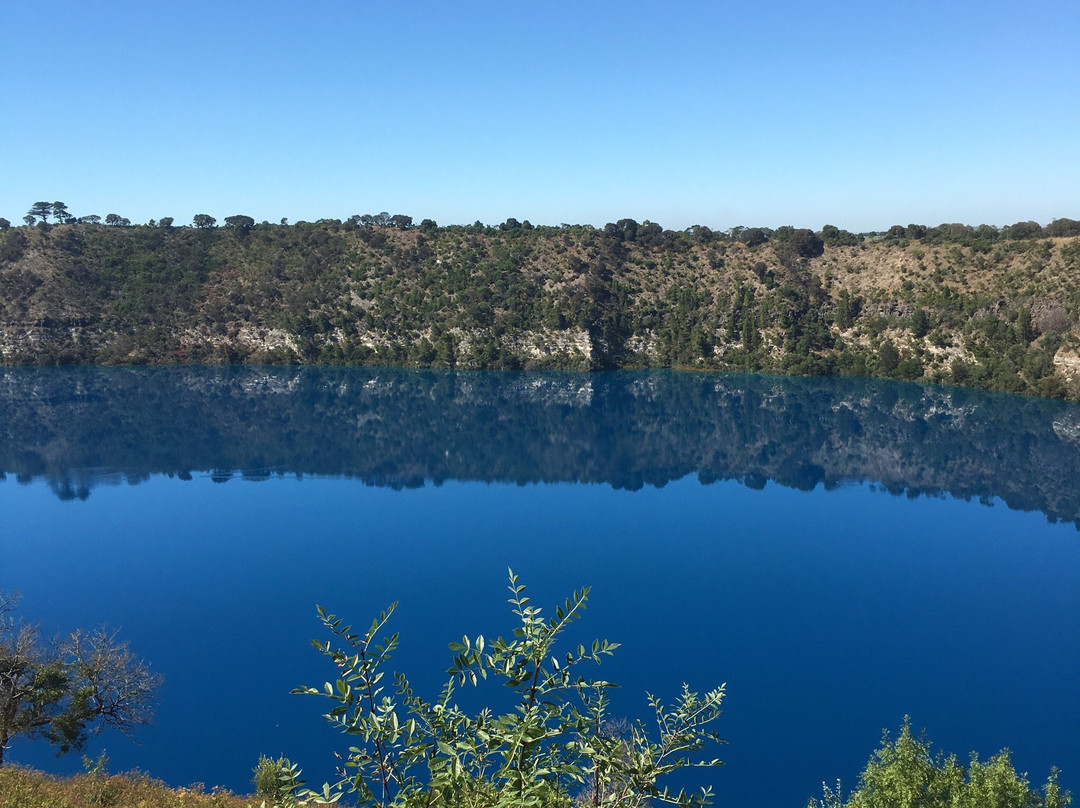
[0,592,161,766]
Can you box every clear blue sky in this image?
[3,1,1078,232]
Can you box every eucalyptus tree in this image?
[224,215,255,234]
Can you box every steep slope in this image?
[1,220,1077,398]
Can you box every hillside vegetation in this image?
[2,214,1079,399]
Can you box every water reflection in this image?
[2,366,1079,527]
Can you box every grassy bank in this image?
[0,765,249,808]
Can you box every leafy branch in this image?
[291,570,725,808]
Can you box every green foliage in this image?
[820,225,862,247]
[294,570,725,808]
[52,202,74,225]
[0,592,161,766]
[835,290,861,329]
[253,755,306,807]
[1046,218,1080,238]
[808,719,1072,808]
[738,228,770,248]
[28,202,53,224]
[77,751,121,807]
[788,229,825,259]
[878,341,900,374]
[1007,221,1043,240]
[910,309,930,339]
[224,215,256,234]
[0,230,28,263]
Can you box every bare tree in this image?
[0,592,161,765]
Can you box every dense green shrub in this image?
[252,755,305,806]
[808,719,1072,808]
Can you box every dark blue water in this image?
[2,368,1078,807]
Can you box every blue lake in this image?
[2,367,1078,807]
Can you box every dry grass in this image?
[0,765,252,808]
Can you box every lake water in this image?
[2,367,1078,807]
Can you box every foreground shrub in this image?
[809,718,1072,808]
[253,755,305,806]
[292,570,726,807]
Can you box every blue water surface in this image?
[2,368,1078,808]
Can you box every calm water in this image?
[2,367,1078,807]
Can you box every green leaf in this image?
[297,572,727,807]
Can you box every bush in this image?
[878,341,900,374]
[897,357,924,380]
[808,718,1072,808]
[789,228,825,259]
[293,570,726,808]
[252,755,304,807]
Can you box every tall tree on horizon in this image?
[27,202,52,224]
[51,202,72,224]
